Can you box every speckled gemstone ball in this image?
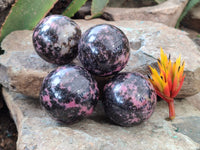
[32,15,81,65]
[40,65,99,124]
[103,72,157,126]
[78,24,130,76]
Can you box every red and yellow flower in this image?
[149,48,185,120]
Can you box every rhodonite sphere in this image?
[40,65,99,124]
[103,72,157,126]
[32,15,81,65]
[78,24,130,76]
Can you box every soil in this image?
[0,89,17,150]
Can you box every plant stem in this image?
[168,100,175,120]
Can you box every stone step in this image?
[2,88,200,150]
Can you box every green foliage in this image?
[86,0,109,19]
[0,0,58,43]
[0,0,110,43]
[91,0,109,18]
[62,0,87,17]
[154,0,166,4]
[176,0,200,28]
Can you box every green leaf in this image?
[154,0,166,4]
[176,0,200,28]
[0,0,58,43]
[62,0,87,18]
[89,0,109,19]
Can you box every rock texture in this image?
[1,19,200,98]
[2,88,200,150]
[104,0,189,27]
[186,92,200,111]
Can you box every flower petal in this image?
[171,75,185,98]
[163,82,170,97]
[149,66,165,91]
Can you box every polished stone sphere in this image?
[40,64,99,124]
[78,24,130,76]
[33,15,81,65]
[103,72,157,126]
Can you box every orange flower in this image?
[149,48,185,120]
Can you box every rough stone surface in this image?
[194,38,200,47]
[186,92,200,111]
[104,0,189,27]
[2,88,200,150]
[172,116,200,144]
[1,19,200,98]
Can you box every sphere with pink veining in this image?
[78,24,130,76]
[103,72,157,126]
[40,64,99,124]
[32,15,81,65]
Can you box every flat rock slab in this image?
[2,88,200,150]
[104,0,188,27]
[186,92,200,111]
[1,19,200,98]
[172,116,200,144]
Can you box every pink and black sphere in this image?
[40,65,99,124]
[32,15,81,65]
[34,15,157,126]
[78,24,130,76]
[103,72,157,126]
